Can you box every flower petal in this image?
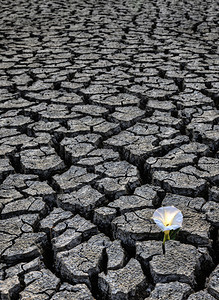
[171,211,183,227]
[163,206,181,219]
[153,218,166,231]
[152,207,166,222]
[163,206,180,214]
[163,206,181,225]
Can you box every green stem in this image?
[163,230,170,245]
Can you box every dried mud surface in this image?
[0,0,218,299]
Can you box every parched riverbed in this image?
[0,0,218,299]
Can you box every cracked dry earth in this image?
[0,0,219,299]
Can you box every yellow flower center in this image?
[163,210,178,227]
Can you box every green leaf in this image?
[169,228,180,240]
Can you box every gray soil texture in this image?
[0,0,219,299]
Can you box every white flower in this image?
[152,206,183,232]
